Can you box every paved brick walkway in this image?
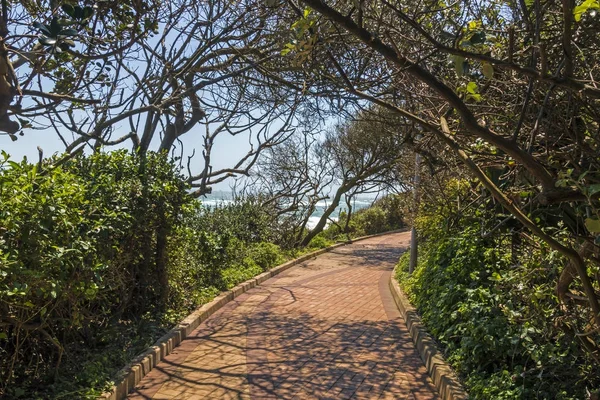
[128,232,439,399]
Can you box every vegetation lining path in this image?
[128,232,438,399]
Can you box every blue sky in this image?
[0,125,258,191]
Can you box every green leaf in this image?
[588,183,600,195]
[59,28,78,36]
[574,0,599,21]
[585,217,600,233]
[453,55,465,77]
[58,18,77,26]
[466,81,478,94]
[32,21,52,36]
[0,332,7,340]
[467,20,480,30]
[470,31,486,44]
[50,17,61,36]
[62,4,75,17]
[39,36,57,46]
[74,5,83,19]
[82,6,94,20]
[60,39,76,49]
[482,63,494,79]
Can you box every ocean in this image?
[201,191,374,229]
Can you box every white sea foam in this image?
[201,199,233,207]
[306,216,333,229]
[201,191,374,230]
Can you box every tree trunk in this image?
[300,184,349,247]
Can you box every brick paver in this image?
[128,232,439,399]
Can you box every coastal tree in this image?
[271,0,600,344]
[3,0,304,195]
[251,105,413,246]
[0,0,159,135]
[299,107,412,246]
[246,129,335,245]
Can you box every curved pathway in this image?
[129,232,439,399]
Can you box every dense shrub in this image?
[220,242,283,289]
[0,151,288,399]
[351,206,388,235]
[196,196,280,245]
[0,150,192,397]
[396,182,599,399]
[246,242,284,270]
[306,233,335,249]
[323,194,406,240]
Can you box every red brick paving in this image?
[128,232,439,399]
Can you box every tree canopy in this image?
[267,0,600,348]
[2,0,312,195]
[2,0,600,384]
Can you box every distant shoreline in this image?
[201,191,375,229]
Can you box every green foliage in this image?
[221,260,264,289]
[351,207,388,235]
[281,7,317,61]
[0,151,288,398]
[337,194,406,237]
[0,150,192,397]
[396,184,599,399]
[307,233,335,249]
[222,242,284,289]
[195,196,280,245]
[246,242,284,270]
[574,0,600,21]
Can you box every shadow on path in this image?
[128,232,438,400]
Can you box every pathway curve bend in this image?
[129,231,439,400]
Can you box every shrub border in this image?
[99,229,406,400]
[389,265,468,400]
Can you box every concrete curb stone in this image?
[389,265,469,400]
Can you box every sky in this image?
[0,122,264,192]
[1,1,296,193]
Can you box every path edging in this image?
[99,229,406,400]
[388,267,468,400]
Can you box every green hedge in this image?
[397,208,599,399]
[0,151,287,399]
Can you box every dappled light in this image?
[128,233,437,399]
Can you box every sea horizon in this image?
[201,190,376,229]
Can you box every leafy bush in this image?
[0,151,289,399]
[246,242,284,270]
[222,242,284,289]
[323,194,406,239]
[351,206,388,235]
[0,150,193,398]
[221,259,263,289]
[307,233,334,249]
[396,182,599,399]
[195,196,280,246]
